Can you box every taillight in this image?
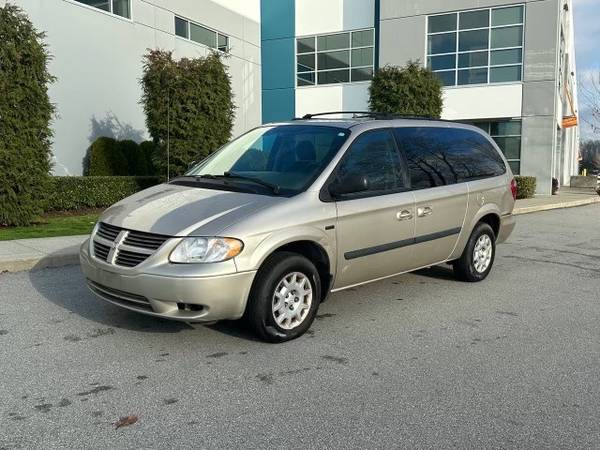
[510,178,517,200]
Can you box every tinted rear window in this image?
[394,127,506,189]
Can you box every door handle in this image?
[396,210,413,221]
[417,206,433,217]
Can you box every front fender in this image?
[234,226,336,276]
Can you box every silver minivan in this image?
[80,113,516,342]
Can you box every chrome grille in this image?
[96,222,121,241]
[115,249,149,268]
[123,230,169,250]
[93,241,111,262]
[92,222,170,268]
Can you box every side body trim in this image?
[344,227,462,260]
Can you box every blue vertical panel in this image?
[261,0,295,123]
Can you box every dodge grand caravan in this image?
[80,113,516,342]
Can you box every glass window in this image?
[297,37,316,54]
[459,29,489,51]
[76,0,110,12]
[297,29,374,86]
[491,121,521,136]
[175,17,189,38]
[351,48,373,67]
[352,30,374,47]
[435,71,456,86]
[218,34,229,52]
[297,72,315,86]
[318,33,350,51]
[458,51,488,68]
[427,5,524,86]
[428,54,456,71]
[318,70,350,84]
[428,33,457,55]
[175,15,229,52]
[458,68,488,85]
[490,66,522,83]
[460,10,489,30]
[112,0,130,18]
[297,54,315,72]
[187,126,351,196]
[491,26,523,49]
[466,120,522,174]
[75,0,130,17]
[318,51,350,70]
[491,48,522,66]
[351,67,373,82]
[336,130,405,195]
[191,23,216,48]
[492,6,524,26]
[394,127,506,189]
[428,14,457,33]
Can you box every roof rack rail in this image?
[296,111,437,121]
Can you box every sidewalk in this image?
[1,187,598,273]
[513,187,600,215]
[0,235,86,273]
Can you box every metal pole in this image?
[167,87,170,182]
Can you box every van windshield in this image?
[184,125,350,196]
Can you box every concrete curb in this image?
[0,236,87,274]
[513,196,600,215]
[0,254,80,273]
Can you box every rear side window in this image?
[336,130,405,195]
[394,127,506,189]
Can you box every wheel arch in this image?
[449,204,502,260]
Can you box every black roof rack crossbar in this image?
[296,111,438,121]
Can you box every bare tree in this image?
[579,71,600,135]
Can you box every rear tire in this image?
[453,222,496,282]
[246,252,321,343]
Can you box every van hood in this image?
[100,184,282,236]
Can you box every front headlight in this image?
[169,237,244,264]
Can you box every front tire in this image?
[246,252,321,343]
[453,222,496,282]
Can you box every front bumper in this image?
[497,213,516,243]
[80,240,256,322]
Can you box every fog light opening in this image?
[177,303,204,312]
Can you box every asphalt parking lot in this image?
[1,205,599,449]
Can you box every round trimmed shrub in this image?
[86,137,128,176]
[515,176,537,199]
[369,61,443,118]
[0,5,55,226]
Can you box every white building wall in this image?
[294,0,374,118]
[441,85,523,121]
[10,0,261,175]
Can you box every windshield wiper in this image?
[192,173,281,194]
[222,172,282,194]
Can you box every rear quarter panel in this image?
[448,174,514,260]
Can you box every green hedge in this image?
[141,50,235,177]
[515,176,536,199]
[0,5,55,226]
[85,138,157,176]
[44,176,161,211]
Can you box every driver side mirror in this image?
[329,174,369,198]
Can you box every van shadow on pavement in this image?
[27,247,261,340]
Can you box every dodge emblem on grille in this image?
[107,230,129,265]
